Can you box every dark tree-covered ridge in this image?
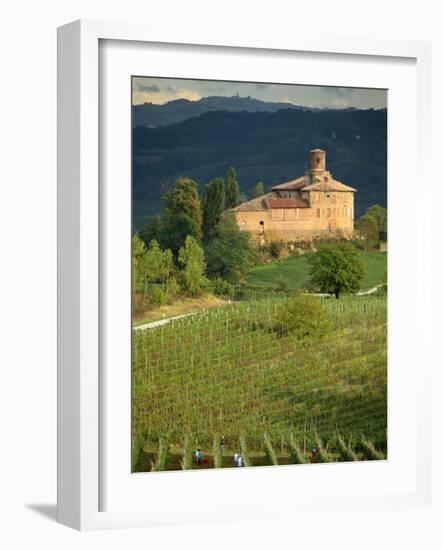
[133,108,387,228]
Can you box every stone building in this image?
[233,149,356,242]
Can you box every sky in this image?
[132,76,387,109]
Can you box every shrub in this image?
[211,277,235,298]
[274,294,331,338]
[269,240,284,259]
[165,277,180,303]
[150,284,167,305]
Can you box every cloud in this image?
[132,87,203,105]
[135,84,161,93]
[321,87,347,98]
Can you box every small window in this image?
[259,220,264,225]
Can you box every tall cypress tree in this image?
[225,166,240,209]
[253,181,265,198]
[202,178,225,242]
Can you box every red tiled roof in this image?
[264,197,310,209]
[302,179,357,192]
[271,176,307,191]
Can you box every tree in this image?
[202,177,225,242]
[365,205,387,240]
[225,166,240,208]
[132,234,147,296]
[205,211,255,283]
[307,243,366,299]
[355,214,379,246]
[253,181,265,198]
[163,177,202,238]
[132,237,175,299]
[178,236,208,296]
[162,213,201,256]
[139,215,164,247]
[143,239,174,285]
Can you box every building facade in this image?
[233,149,356,242]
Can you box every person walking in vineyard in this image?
[238,454,244,467]
[234,452,239,466]
[311,447,318,462]
[197,448,203,465]
[220,436,225,455]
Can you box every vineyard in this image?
[132,295,387,472]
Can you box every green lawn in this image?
[245,251,387,291]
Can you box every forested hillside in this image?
[133,107,387,228]
[132,95,314,128]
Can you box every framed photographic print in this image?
[57,19,432,530]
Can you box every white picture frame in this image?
[57,19,432,531]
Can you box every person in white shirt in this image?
[234,452,239,466]
[238,455,244,467]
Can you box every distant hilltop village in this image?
[233,149,356,242]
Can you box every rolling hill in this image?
[132,95,316,128]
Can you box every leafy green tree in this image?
[205,211,255,283]
[163,177,202,238]
[139,216,164,247]
[178,235,208,296]
[274,294,331,338]
[307,243,366,299]
[133,238,174,299]
[365,205,387,240]
[355,214,379,246]
[132,234,147,296]
[253,181,265,198]
[202,177,225,242]
[225,166,240,208]
[143,239,174,285]
[162,213,201,256]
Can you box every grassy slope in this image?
[133,293,226,326]
[245,251,387,291]
[132,295,387,465]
